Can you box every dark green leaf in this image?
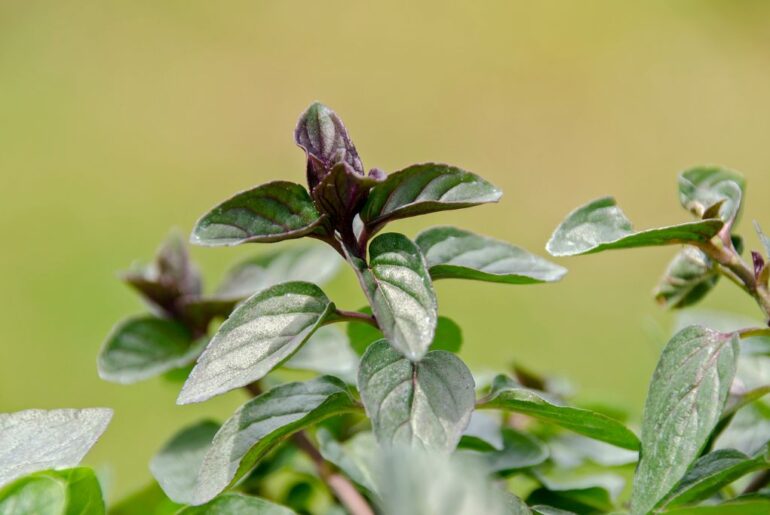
[349,233,437,360]
[348,309,461,356]
[357,340,475,452]
[109,482,182,515]
[177,493,296,514]
[294,102,364,191]
[678,166,745,222]
[461,412,503,451]
[150,420,220,505]
[177,282,335,404]
[190,376,358,504]
[661,447,770,509]
[360,164,502,229]
[484,428,549,474]
[216,245,342,300]
[0,468,105,515]
[631,326,739,515]
[654,247,719,309]
[546,196,723,257]
[478,376,639,450]
[98,316,205,384]
[190,181,324,247]
[0,409,112,487]
[417,226,566,284]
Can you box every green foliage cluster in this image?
[2,104,770,514]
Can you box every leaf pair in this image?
[191,102,502,252]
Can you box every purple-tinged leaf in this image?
[295,102,364,192]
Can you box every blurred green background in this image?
[3,0,770,501]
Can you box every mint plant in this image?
[3,104,770,515]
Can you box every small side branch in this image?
[333,308,380,329]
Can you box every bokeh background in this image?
[3,0,770,501]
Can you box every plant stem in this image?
[743,469,770,494]
[698,240,770,323]
[333,308,380,329]
[242,382,374,515]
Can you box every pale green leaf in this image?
[190,376,358,505]
[0,409,112,487]
[417,226,566,284]
[484,428,549,474]
[150,420,220,505]
[317,429,378,495]
[349,233,437,360]
[177,282,335,404]
[357,340,475,452]
[284,325,358,383]
[631,326,739,515]
[546,197,723,257]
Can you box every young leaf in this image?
[295,102,364,191]
[349,233,438,361]
[546,196,723,257]
[218,246,341,299]
[661,447,770,509]
[150,420,220,505]
[98,316,205,384]
[178,244,342,329]
[190,181,324,247]
[177,281,335,404]
[0,467,105,515]
[360,164,502,230]
[189,376,358,505]
[311,162,381,228]
[416,226,566,284]
[317,429,378,495]
[177,493,296,515]
[678,166,745,222]
[631,326,740,515]
[654,247,719,309]
[357,340,475,452]
[0,408,112,487]
[477,376,639,451]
